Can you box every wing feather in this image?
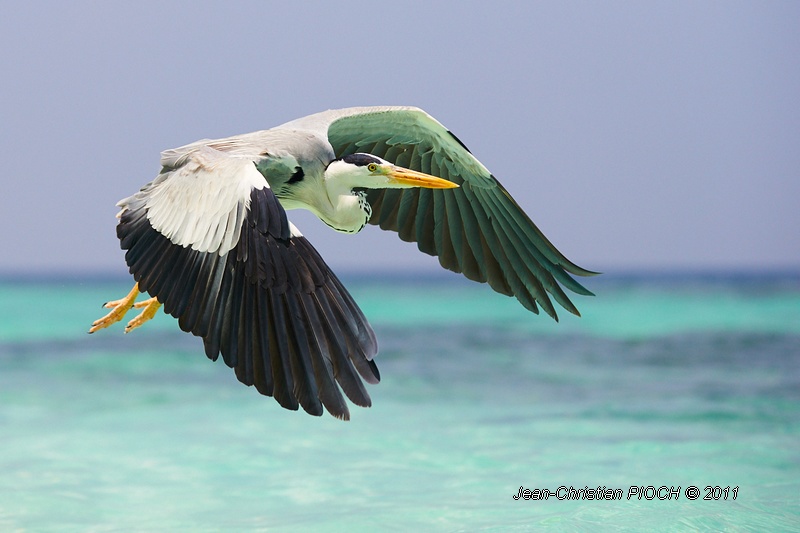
[282,293,321,415]
[235,279,255,384]
[270,294,300,412]
[251,291,273,397]
[396,190,419,242]
[310,106,596,318]
[299,293,350,419]
[312,290,372,408]
[110,105,595,419]
[450,186,486,281]
[116,146,378,418]
[414,189,436,255]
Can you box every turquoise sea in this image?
[1,272,798,531]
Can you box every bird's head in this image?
[325,153,458,191]
[315,153,458,233]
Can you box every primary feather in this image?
[109,106,595,419]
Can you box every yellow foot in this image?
[124,297,162,333]
[88,283,140,334]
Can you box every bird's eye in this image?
[367,163,377,172]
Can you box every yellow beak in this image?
[387,166,459,189]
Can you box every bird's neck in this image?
[318,180,370,234]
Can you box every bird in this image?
[89,106,597,420]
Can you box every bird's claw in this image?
[124,297,161,333]
[88,283,140,334]
[102,297,130,309]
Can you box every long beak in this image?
[387,166,459,189]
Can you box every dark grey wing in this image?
[115,146,378,420]
[315,107,597,320]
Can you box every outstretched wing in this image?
[116,145,378,420]
[286,106,597,320]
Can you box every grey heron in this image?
[90,106,597,419]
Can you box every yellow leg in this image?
[88,283,140,334]
[124,297,162,333]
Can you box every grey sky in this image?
[1,1,798,275]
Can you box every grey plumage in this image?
[107,106,596,419]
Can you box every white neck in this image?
[299,161,370,233]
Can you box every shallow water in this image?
[0,273,798,531]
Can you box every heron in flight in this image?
[90,106,596,419]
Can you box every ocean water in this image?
[0,272,798,531]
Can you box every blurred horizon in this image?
[2,265,800,283]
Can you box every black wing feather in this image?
[117,184,378,419]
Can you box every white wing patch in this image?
[143,146,266,255]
